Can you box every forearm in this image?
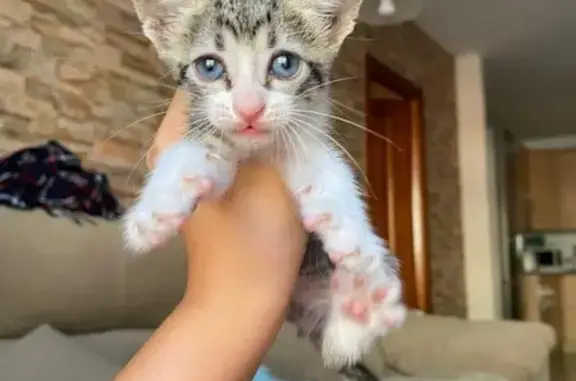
[116,197,301,381]
[119,125,305,381]
[115,280,290,381]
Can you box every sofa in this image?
[0,208,557,380]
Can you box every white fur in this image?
[281,142,406,367]
[124,138,406,367]
[126,0,406,368]
[123,140,236,253]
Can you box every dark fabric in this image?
[0,140,124,223]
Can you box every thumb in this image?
[147,91,189,169]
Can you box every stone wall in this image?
[0,0,465,315]
[0,0,171,203]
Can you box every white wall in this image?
[523,134,576,149]
[455,53,503,320]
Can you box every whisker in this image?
[273,121,279,165]
[324,97,366,118]
[140,97,175,105]
[283,122,303,171]
[292,109,400,151]
[135,101,172,112]
[277,124,290,168]
[295,76,359,99]
[107,75,178,93]
[104,110,167,144]
[345,36,373,42]
[184,121,213,141]
[286,121,310,167]
[158,70,173,81]
[116,29,146,37]
[290,117,375,199]
[126,136,155,187]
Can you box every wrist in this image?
[178,287,288,375]
[182,277,293,322]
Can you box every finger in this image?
[146,90,190,169]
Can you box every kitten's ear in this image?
[313,0,363,46]
[131,0,207,71]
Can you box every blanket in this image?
[0,140,124,223]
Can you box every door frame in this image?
[365,54,431,312]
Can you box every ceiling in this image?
[363,0,576,139]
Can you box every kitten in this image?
[126,0,407,369]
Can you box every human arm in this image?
[114,91,306,381]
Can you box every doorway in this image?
[364,55,431,312]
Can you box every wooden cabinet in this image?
[519,273,568,379]
[557,150,576,230]
[520,274,564,333]
[561,275,576,350]
[516,148,576,230]
[522,274,576,350]
[524,149,561,230]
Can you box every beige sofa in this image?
[0,208,557,381]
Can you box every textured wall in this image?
[0,0,171,203]
[332,24,465,316]
[0,0,465,315]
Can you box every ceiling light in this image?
[359,0,424,26]
[378,0,396,15]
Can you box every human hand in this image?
[116,91,306,381]
[149,89,306,311]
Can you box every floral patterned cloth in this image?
[0,140,124,223]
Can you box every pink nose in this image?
[234,100,265,125]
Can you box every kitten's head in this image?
[135,0,361,150]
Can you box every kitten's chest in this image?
[200,133,290,164]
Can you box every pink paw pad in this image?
[328,250,359,265]
[372,288,387,303]
[303,213,332,232]
[297,184,313,196]
[343,300,369,322]
[383,316,398,328]
[153,213,185,224]
[149,235,164,248]
[182,177,212,194]
[331,267,394,325]
[205,152,223,161]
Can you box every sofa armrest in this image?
[372,312,555,381]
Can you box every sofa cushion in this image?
[0,208,187,337]
[379,313,555,381]
[0,325,121,381]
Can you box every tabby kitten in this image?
[125,0,406,368]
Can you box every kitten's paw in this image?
[123,176,212,253]
[304,212,382,270]
[321,261,406,369]
[122,140,236,254]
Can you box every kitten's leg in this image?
[123,140,236,253]
[283,148,407,369]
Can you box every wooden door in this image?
[366,98,428,311]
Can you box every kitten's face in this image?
[136,0,362,151]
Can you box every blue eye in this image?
[194,56,225,81]
[269,52,301,79]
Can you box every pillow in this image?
[0,325,122,381]
[73,329,154,366]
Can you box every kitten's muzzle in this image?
[233,92,266,126]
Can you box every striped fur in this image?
[130,0,362,161]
